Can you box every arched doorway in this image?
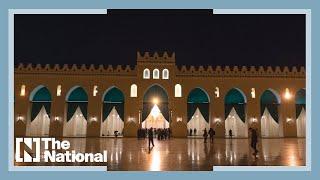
[142,85,169,129]
[260,89,281,137]
[63,86,88,137]
[187,88,210,136]
[27,85,52,137]
[295,89,306,137]
[101,87,124,137]
[224,88,248,138]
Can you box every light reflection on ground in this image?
[15,138,305,171]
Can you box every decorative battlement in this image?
[137,51,175,63]
[176,65,305,78]
[15,63,136,76]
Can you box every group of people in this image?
[202,128,216,143]
[137,128,172,150]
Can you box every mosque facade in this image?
[14,51,306,138]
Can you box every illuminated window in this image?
[143,68,150,79]
[130,84,137,97]
[251,88,256,98]
[162,69,169,79]
[57,85,62,96]
[93,85,98,96]
[175,84,182,97]
[153,69,159,79]
[20,85,26,96]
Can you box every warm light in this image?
[151,105,161,118]
[20,85,26,96]
[214,118,221,124]
[93,85,98,96]
[215,87,220,98]
[284,88,292,100]
[251,117,257,123]
[91,117,97,122]
[57,85,62,96]
[153,98,159,105]
[17,115,24,121]
[176,117,182,122]
[251,88,256,98]
[54,116,60,121]
[286,117,293,124]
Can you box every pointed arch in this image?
[187,88,210,122]
[224,88,247,122]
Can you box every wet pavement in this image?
[14,137,306,171]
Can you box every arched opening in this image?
[153,69,160,79]
[64,86,88,137]
[162,69,169,79]
[27,85,52,136]
[187,88,210,136]
[101,87,125,137]
[224,88,248,138]
[143,68,150,79]
[260,89,281,137]
[142,85,169,129]
[130,84,137,97]
[175,84,182,97]
[296,88,306,137]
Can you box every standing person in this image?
[249,128,259,155]
[203,128,208,143]
[194,128,197,136]
[229,129,233,139]
[148,127,154,149]
[189,128,193,136]
[209,128,215,143]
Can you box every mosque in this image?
[14,51,306,138]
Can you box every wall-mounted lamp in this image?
[57,85,62,96]
[284,88,292,100]
[176,117,182,122]
[17,115,24,122]
[20,85,26,96]
[93,85,98,96]
[214,118,221,124]
[215,87,220,98]
[286,117,294,124]
[54,116,60,121]
[91,117,97,122]
[251,88,256,99]
[128,117,135,122]
[251,117,258,123]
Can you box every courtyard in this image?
[15,137,306,171]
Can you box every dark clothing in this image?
[250,129,258,154]
[229,129,233,138]
[148,129,154,148]
[203,129,208,143]
[209,129,215,143]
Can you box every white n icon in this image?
[15,138,41,162]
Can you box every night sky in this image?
[14,10,305,67]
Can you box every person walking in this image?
[229,129,233,139]
[209,128,215,143]
[203,128,208,143]
[249,128,259,156]
[148,127,154,149]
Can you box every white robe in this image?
[142,104,169,129]
[101,107,124,136]
[296,108,306,138]
[63,107,87,137]
[261,108,280,138]
[225,107,248,138]
[187,108,209,136]
[26,106,50,137]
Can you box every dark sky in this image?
[14,10,305,67]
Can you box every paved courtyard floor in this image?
[15,137,306,171]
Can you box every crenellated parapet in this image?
[176,65,305,78]
[137,51,175,64]
[15,63,137,76]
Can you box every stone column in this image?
[212,93,225,138]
